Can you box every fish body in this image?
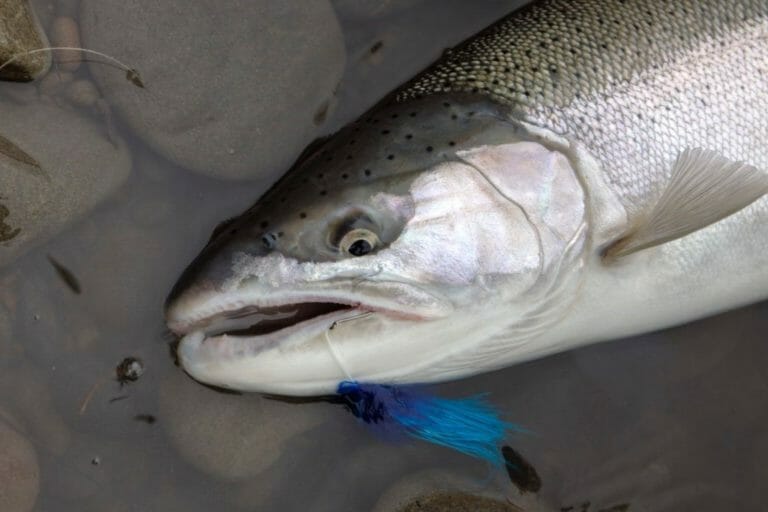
[166,0,768,395]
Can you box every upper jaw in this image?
[165,282,449,338]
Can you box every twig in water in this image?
[0,47,144,88]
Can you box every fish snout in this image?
[165,236,270,333]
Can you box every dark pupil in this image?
[348,239,372,256]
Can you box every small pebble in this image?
[502,445,542,494]
[115,357,144,385]
[50,16,82,72]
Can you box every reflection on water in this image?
[0,1,766,511]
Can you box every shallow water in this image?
[1,1,767,511]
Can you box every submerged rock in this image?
[0,0,51,81]
[373,470,528,512]
[79,0,346,181]
[0,412,40,512]
[49,16,81,72]
[0,363,71,457]
[398,492,519,512]
[158,370,330,481]
[0,101,131,268]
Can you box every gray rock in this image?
[0,101,131,268]
[372,470,536,512]
[0,0,51,81]
[79,0,345,181]
[0,302,17,358]
[0,363,71,457]
[158,370,330,481]
[328,0,515,129]
[0,412,40,512]
[27,0,54,32]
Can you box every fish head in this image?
[166,96,589,395]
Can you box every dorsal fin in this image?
[604,148,768,260]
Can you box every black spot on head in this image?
[391,113,398,119]
[364,169,372,176]
[381,130,390,135]
[425,146,433,152]
[317,173,324,179]
[341,173,348,180]
[320,190,327,196]
[387,154,395,160]
[442,102,450,107]
[409,112,417,117]
[346,155,352,160]
[299,212,307,219]
[405,134,413,140]
[448,141,456,146]
[260,221,269,229]
[451,114,458,120]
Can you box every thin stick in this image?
[0,47,143,87]
[78,377,107,415]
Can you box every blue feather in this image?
[336,381,521,464]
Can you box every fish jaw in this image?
[169,287,451,395]
[173,296,512,396]
[165,249,457,395]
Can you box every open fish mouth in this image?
[169,294,434,350]
[170,298,368,341]
[193,302,356,338]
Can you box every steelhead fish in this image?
[166,0,768,395]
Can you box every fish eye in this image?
[339,228,379,257]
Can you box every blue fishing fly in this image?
[336,381,522,465]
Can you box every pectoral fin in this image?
[604,148,768,260]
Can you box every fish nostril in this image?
[261,232,278,250]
